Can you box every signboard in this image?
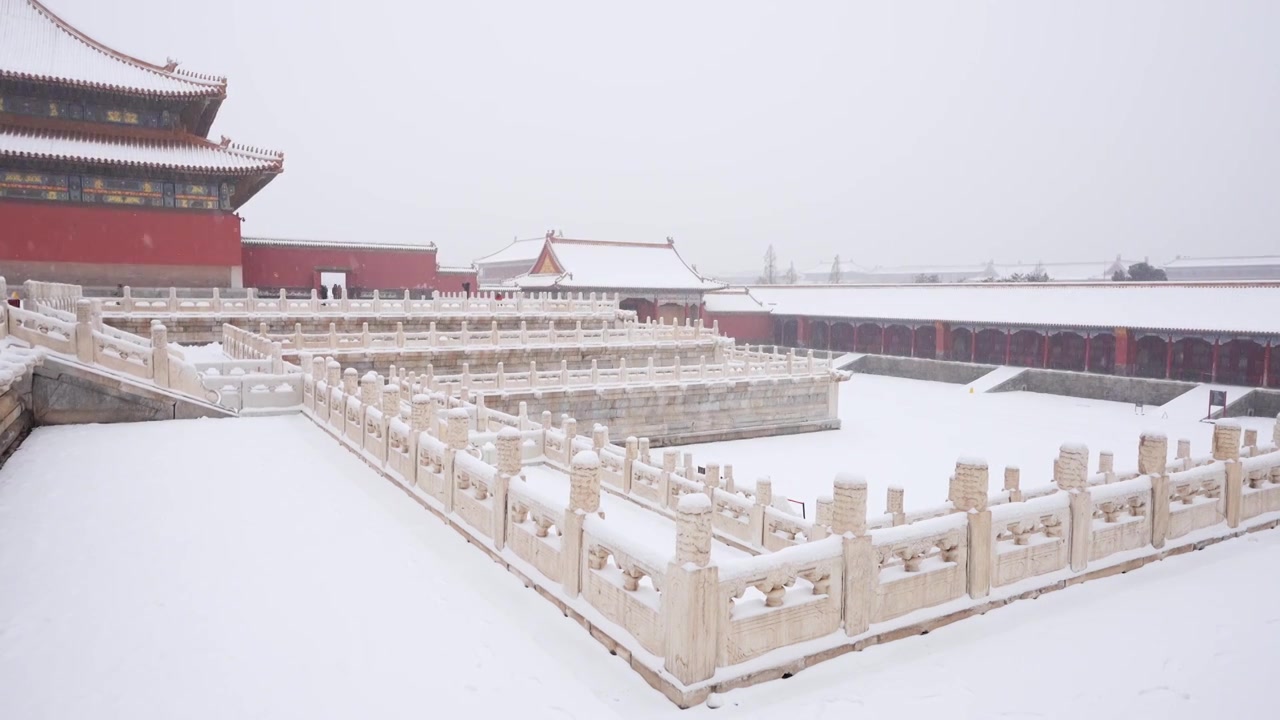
[1209,390,1228,407]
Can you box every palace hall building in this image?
[0,0,283,288]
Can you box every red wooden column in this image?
[1003,330,1012,365]
[935,321,949,359]
[879,324,886,355]
[1084,333,1092,372]
[1165,336,1173,379]
[1211,338,1220,383]
[1114,328,1131,376]
[1264,341,1272,387]
[1041,331,1050,368]
[910,326,917,358]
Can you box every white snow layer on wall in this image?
[711,284,1280,334]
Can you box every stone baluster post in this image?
[442,407,470,513]
[89,299,103,331]
[1274,412,1280,447]
[1214,421,1243,528]
[1177,438,1192,462]
[1053,443,1091,571]
[663,493,718,685]
[815,496,834,531]
[167,286,178,313]
[1138,432,1167,476]
[328,322,338,349]
[490,426,520,549]
[490,320,499,346]
[559,359,569,387]
[528,360,538,390]
[1098,450,1115,482]
[121,285,134,313]
[360,371,380,408]
[150,323,170,386]
[748,477,772,547]
[885,486,906,526]
[342,367,358,396]
[832,474,867,536]
[410,393,432,485]
[1003,466,1022,502]
[74,299,94,364]
[703,462,720,501]
[1243,428,1258,453]
[622,436,638,493]
[517,401,529,431]
[617,356,628,385]
[952,458,992,597]
[563,416,577,461]
[639,437,651,465]
[575,320,583,344]
[723,464,735,493]
[562,450,602,597]
[590,358,599,385]
[660,449,678,508]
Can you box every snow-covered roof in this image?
[0,0,226,98]
[242,237,437,252]
[1164,255,1280,269]
[474,236,546,266]
[512,237,725,292]
[0,126,283,174]
[702,288,767,313]
[710,283,1280,335]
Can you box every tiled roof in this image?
[708,283,1280,336]
[0,0,225,98]
[0,126,283,174]
[241,237,438,252]
[474,236,546,266]
[513,237,725,292]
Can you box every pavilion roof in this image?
[0,0,226,99]
[0,125,283,175]
[511,236,725,293]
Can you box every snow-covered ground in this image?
[173,341,228,362]
[681,375,1276,512]
[1,415,1277,718]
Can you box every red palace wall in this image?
[0,201,241,286]
[241,245,443,291]
[702,309,774,343]
[436,270,479,294]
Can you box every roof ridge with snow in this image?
[0,125,283,174]
[1,0,227,98]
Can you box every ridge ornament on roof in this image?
[0,0,227,98]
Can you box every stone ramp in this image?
[832,352,864,370]
[965,365,1028,393]
[32,354,233,425]
[1159,383,1255,422]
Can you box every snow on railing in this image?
[91,284,623,319]
[292,352,1280,694]
[261,316,723,354]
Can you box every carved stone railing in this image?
[93,285,623,319]
[296,352,1280,703]
[264,317,720,354]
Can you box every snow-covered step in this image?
[1159,383,1254,421]
[965,365,1028,393]
[831,352,864,370]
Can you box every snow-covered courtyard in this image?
[1,410,1277,719]
[683,374,1275,512]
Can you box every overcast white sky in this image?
[53,0,1280,273]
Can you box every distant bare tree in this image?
[914,273,941,283]
[784,262,799,284]
[829,255,843,283]
[758,245,779,284]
